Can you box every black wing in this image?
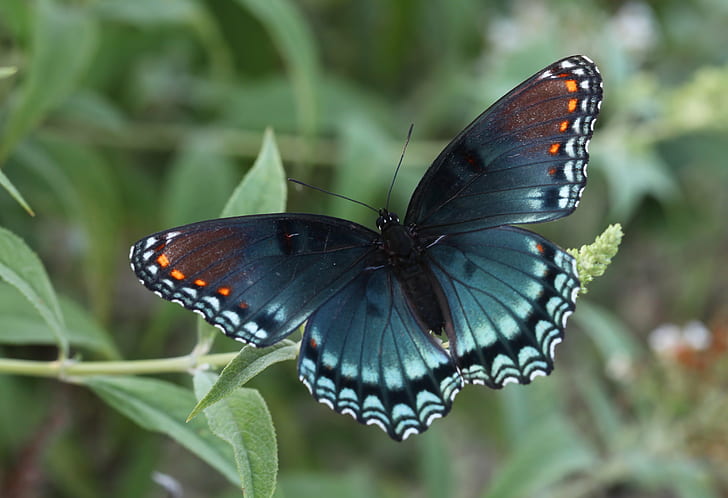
[130,214,381,347]
[405,55,602,235]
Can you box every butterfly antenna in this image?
[386,123,414,210]
[288,178,379,214]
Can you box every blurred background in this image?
[1,0,727,496]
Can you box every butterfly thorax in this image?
[377,209,448,335]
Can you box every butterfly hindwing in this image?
[298,269,463,441]
[130,214,379,347]
[406,55,602,234]
[426,226,579,387]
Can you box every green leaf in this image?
[0,169,34,215]
[194,371,278,498]
[221,128,287,218]
[0,227,67,356]
[0,283,119,359]
[0,66,17,79]
[483,415,597,498]
[86,376,238,485]
[0,0,97,164]
[188,340,298,420]
[233,0,319,134]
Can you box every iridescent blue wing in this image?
[298,269,463,441]
[405,56,602,234]
[426,226,579,386]
[130,214,379,347]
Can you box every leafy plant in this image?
[2,1,727,497]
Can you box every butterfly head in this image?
[376,209,400,231]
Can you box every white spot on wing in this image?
[341,408,357,419]
[401,427,420,441]
[529,370,547,381]
[365,418,388,433]
[243,321,268,340]
[221,310,241,327]
[549,337,563,359]
[143,237,159,250]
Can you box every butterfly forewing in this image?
[406,55,602,234]
[130,214,379,347]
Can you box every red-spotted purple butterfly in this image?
[131,56,603,440]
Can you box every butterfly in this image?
[130,55,603,441]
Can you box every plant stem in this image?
[0,352,240,380]
[40,121,444,166]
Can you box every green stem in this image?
[40,121,444,167]
[0,352,239,379]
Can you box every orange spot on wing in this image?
[559,120,569,132]
[194,279,207,287]
[217,286,231,296]
[564,79,578,93]
[156,253,170,268]
[170,269,185,280]
[536,243,545,254]
[549,143,561,155]
[239,301,249,309]
[567,98,578,113]
[548,167,558,176]
[154,242,167,252]
[309,337,317,349]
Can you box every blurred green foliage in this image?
[1,0,728,497]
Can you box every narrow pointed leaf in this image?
[221,128,287,218]
[0,283,119,358]
[188,340,298,420]
[0,169,34,215]
[0,227,66,355]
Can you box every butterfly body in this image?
[377,210,449,335]
[131,56,603,440]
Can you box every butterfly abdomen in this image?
[381,222,447,334]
